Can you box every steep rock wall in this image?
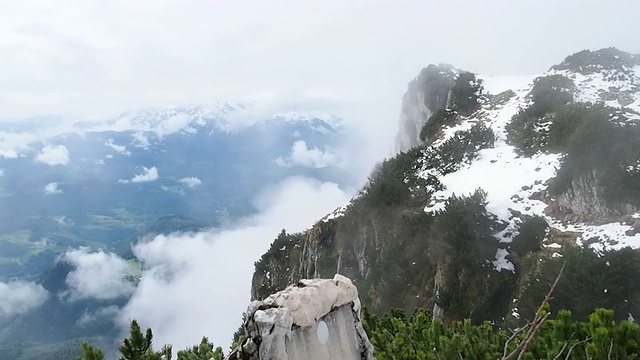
[541,170,638,223]
[252,197,515,322]
[395,64,456,151]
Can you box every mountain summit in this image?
[252,48,640,327]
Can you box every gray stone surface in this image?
[395,65,455,152]
[231,274,375,360]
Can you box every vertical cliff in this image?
[395,64,456,151]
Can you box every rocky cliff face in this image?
[543,170,638,223]
[252,48,640,326]
[395,64,456,151]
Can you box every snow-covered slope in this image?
[422,52,640,262]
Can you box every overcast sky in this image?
[1,0,639,121]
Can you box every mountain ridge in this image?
[251,47,640,327]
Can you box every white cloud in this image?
[116,176,352,351]
[34,145,70,166]
[44,182,62,194]
[96,159,105,165]
[0,0,636,143]
[158,114,192,136]
[0,169,4,176]
[119,166,159,184]
[0,149,18,159]
[178,177,202,188]
[105,139,131,156]
[0,281,49,317]
[276,140,343,168]
[132,131,151,148]
[62,248,135,301]
[78,305,121,327]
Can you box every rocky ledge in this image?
[231,274,374,360]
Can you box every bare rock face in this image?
[552,171,637,222]
[395,64,455,151]
[231,274,375,360]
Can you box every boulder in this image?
[231,274,374,360]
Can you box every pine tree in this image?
[119,320,172,360]
[78,342,105,360]
[177,337,225,360]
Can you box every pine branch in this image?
[502,262,565,360]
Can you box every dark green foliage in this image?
[365,148,436,207]
[77,342,104,360]
[364,306,640,359]
[507,75,640,206]
[118,320,172,360]
[530,75,575,114]
[434,189,499,265]
[450,71,483,115]
[79,321,225,360]
[367,124,495,208]
[548,106,640,206]
[506,75,575,155]
[510,216,548,257]
[518,246,640,322]
[419,72,483,142]
[552,48,640,74]
[424,124,495,174]
[432,189,506,318]
[419,109,455,142]
[254,229,301,274]
[505,83,640,205]
[505,107,550,155]
[230,326,246,353]
[176,337,224,360]
[546,103,602,151]
[252,229,304,301]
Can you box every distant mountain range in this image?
[0,104,351,358]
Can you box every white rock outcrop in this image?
[231,274,374,360]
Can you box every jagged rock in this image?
[232,274,374,360]
[554,171,637,222]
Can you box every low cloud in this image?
[157,114,192,136]
[119,166,159,184]
[78,305,121,327]
[35,145,70,166]
[275,140,343,168]
[105,139,131,156]
[44,182,62,194]
[132,132,151,148]
[0,149,19,159]
[0,281,49,317]
[62,248,135,301]
[111,176,351,351]
[178,177,202,188]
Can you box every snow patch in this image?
[493,248,515,272]
[322,193,362,222]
